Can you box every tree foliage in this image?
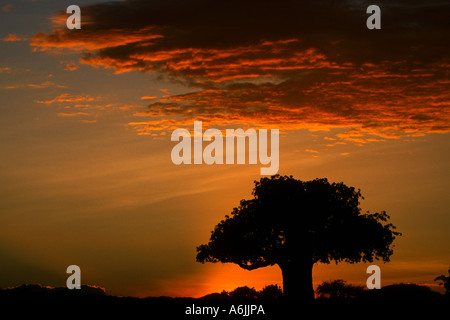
[316,280,366,299]
[196,175,401,271]
[434,267,450,295]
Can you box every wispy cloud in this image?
[35,93,99,104]
[2,81,65,90]
[2,4,13,13]
[0,67,11,73]
[62,61,78,71]
[57,112,90,117]
[1,34,28,42]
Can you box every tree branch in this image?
[238,260,272,270]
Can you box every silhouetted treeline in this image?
[315,280,445,301]
[201,282,447,302]
[0,282,447,301]
[0,284,107,300]
[201,284,283,300]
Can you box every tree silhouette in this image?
[434,267,450,295]
[228,286,258,299]
[316,279,365,299]
[196,175,401,301]
[258,284,283,300]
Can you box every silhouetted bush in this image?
[316,280,366,299]
[228,286,259,299]
[258,284,283,300]
[200,284,283,300]
[361,283,443,300]
[0,284,106,300]
[434,267,450,296]
[201,290,230,300]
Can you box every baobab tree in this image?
[196,175,401,300]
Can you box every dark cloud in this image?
[31,0,450,140]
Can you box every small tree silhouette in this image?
[258,284,283,300]
[228,286,258,299]
[316,279,365,299]
[196,175,401,301]
[434,267,450,295]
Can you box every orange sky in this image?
[0,0,449,297]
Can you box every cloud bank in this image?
[31,0,450,141]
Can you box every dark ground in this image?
[0,283,448,317]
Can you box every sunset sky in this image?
[1,0,449,297]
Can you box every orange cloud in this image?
[63,61,78,71]
[36,93,99,104]
[31,27,163,54]
[134,69,450,142]
[2,34,26,42]
[57,112,90,117]
[2,4,13,13]
[29,0,450,141]
[81,119,98,124]
[2,81,65,90]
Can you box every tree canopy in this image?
[434,267,450,295]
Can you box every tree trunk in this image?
[279,260,314,301]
